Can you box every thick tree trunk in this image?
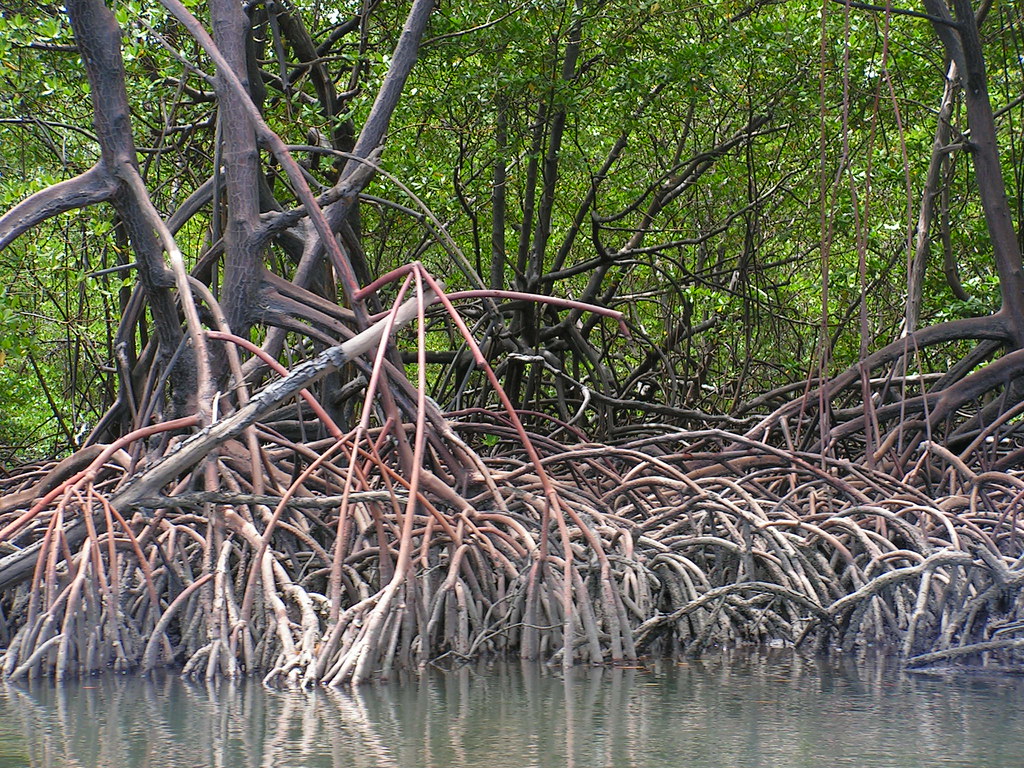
[211,0,262,340]
[923,0,1024,343]
[66,0,193,411]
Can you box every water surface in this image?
[0,653,1021,767]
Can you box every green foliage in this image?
[2,0,1024,458]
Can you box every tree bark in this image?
[923,0,1024,343]
[211,0,262,339]
[66,0,189,404]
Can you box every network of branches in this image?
[1,0,1024,685]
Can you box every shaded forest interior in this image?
[2,0,1024,685]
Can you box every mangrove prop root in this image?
[2,278,1024,683]
[2,424,1023,684]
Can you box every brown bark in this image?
[922,0,1024,342]
[210,0,262,339]
[906,66,957,334]
[66,0,191,408]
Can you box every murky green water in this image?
[0,653,1021,767]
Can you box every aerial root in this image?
[3,425,1024,684]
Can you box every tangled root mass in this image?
[2,412,1023,686]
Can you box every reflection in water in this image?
[1,653,1023,768]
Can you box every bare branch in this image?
[0,163,116,251]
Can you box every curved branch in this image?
[0,163,116,251]
[746,313,1010,437]
[118,164,214,422]
[828,347,1024,451]
[110,288,438,510]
